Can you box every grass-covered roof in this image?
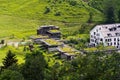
[48,30,60,33]
[42,39,62,46]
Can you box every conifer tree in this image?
[2,50,18,69]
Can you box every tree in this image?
[105,6,115,23]
[104,0,116,23]
[58,52,120,80]
[118,10,120,22]
[68,0,77,6]
[2,50,18,69]
[21,49,47,80]
[0,69,24,80]
[87,12,93,23]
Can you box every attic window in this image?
[118,25,120,28]
[115,33,120,36]
[109,28,112,31]
[107,33,112,37]
[109,27,116,31]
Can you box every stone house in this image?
[47,30,61,39]
[30,35,48,44]
[57,45,79,60]
[39,39,63,52]
[37,25,61,39]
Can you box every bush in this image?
[68,0,77,6]
[54,11,61,16]
[1,40,5,44]
[44,7,51,14]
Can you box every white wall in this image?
[90,25,120,49]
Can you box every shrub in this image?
[68,0,77,6]
[54,11,61,16]
[44,7,51,14]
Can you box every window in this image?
[111,43,112,45]
[95,40,97,43]
[109,28,112,31]
[96,33,100,36]
[114,42,116,45]
[110,39,111,41]
[114,38,116,41]
[107,33,112,37]
[94,32,96,35]
[118,25,120,28]
[118,43,119,45]
[115,33,120,36]
[108,39,111,41]
[118,38,119,41]
[109,27,116,31]
[105,39,107,42]
[117,46,118,48]
[91,35,93,38]
[91,39,94,42]
[100,38,103,41]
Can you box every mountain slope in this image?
[0,0,103,38]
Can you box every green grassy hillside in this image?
[0,0,103,38]
[0,0,104,65]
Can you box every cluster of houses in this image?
[32,25,80,60]
[31,23,120,60]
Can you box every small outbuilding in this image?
[47,30,61,39]
[40,39,63,52]
[57,45,79,60]
[37,25,61,39]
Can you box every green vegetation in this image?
[88,0,120,23]
[0,46,25,66]
[0,0,103,39]
[44,39,62,46]
[49,30,60,33]
[0,0,120,79]
[0,15,38,38]
[21,50,47,80]
[59,46,77,53]
[0,69,24,80]
[32,35,48,39]
[2,50,18,69]
[84,45,116,52]
[0,48,120,80]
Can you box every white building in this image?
[90,23,120,49]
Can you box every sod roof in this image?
[58,45,79,55]
[48,30,61,33]
[32,35,48,39]
[41,39,62,46]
